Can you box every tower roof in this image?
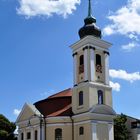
[78,0,101,39]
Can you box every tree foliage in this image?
[0,114,17,140]
[114,114,131,140]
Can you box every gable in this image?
[16,103,41,123]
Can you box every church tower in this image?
[71,0,116,140]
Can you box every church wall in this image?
[72,83,113,114]
[74,122,91,140]
[96,123,109,140]
[89,87,98,108]
[72,85,90,114]
[46,125,72,140]
[104,89,112,107]
[18,125,40,140]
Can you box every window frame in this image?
[79,55,84,65]
[21,133,24,140]
[55,128,62,140]
[98,90,104,104]
[79,55,84,74]
[79,127,84,135]
[27,132,31,139]
[79,91,83,106]
[96,54,101,66]
[35,130,38,140]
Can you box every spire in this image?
[78,0,101,39]
[88,0,92,17]
[85,0,96,24]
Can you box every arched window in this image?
[35,130,38,140]
[79,55,84,74]
[79,127,84,135]
[27,132,31,139]
[96,54,101,66]
[55,128,62,140]
[79,91,83,106]
[98,90,103,104]
[21,133,24,140]
[96,54,102,73]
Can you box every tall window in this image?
[96,54,101,65]
[79,55,84,74]
[35,130,38,140]
[96,54,102,73]
[79,91,83,106]
[55,128,62,140]
[80,55,84,65]
[21,133,24,140]
[79,127,84,135]
[27,132,31,139]
[98,90,103,104]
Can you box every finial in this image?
[88,0,92,17]
[78,0,101,39]
[84,0,96,25]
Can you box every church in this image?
[16,0,140,140]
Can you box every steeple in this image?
[78,0,101,39]
[88,0,92,17]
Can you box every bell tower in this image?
[71,0,114,115]
[71,1,115,140]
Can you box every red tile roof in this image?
[47,104,71,117]
[34,88,73,117]
[48,88,72,99]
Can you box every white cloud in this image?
[103,0,140,39]
[121,42,138,51]
[109,69,140,83]
[13,109,21,116]
[109,81,121,92]
[17,0,81,18]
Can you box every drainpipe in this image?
[70,116,74,140]
[40,118,43,140]
[44,117,47,140]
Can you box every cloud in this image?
[109,69,140,83]
[121,42,138,51]
[17,0,81,18]
[103,0,140,39]
[109,81,121,92]
[13,109,21,116]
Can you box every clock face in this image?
[96,65,102,73]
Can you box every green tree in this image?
[0,114,17,140]
[114,114,131,140]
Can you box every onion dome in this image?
[79,0,101,39]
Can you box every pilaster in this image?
[90,47,95,81]
[104,51,109,85]
[73,52,78,85]
[108,123,114,140]
[83,47,88,81]
[92,122,97,140]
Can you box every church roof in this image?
[48,88,72,99]
[34,88,73,117]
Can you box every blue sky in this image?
[0,0,140,122]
